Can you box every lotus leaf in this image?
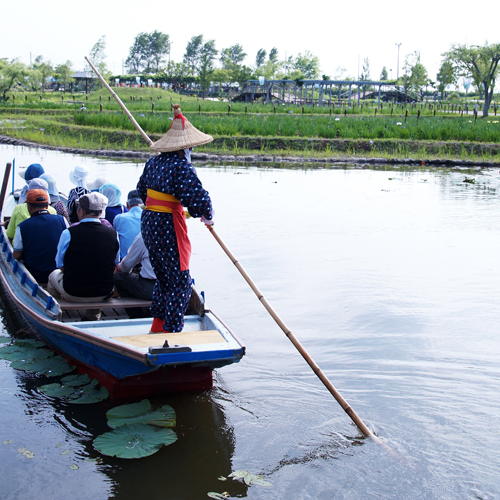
[93,424,177,459]
[247,475,272,487]
[0,345,54,361]
[39,383,76,397]
[107,404,176,429]
[106,399,151,420]
[68,464,79,469]
[14,339,45,348]
[61,373,92,387]
[0,337,11,344]
[228,470,248,479]
[70,386,109,404]
[68,378,99,399]
[10,356,74,376]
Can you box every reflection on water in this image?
[1,145,499,499]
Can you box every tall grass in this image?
[72,112,500,143]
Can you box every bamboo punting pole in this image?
[0,163,12,209]
[86,57,379,441]
[84,57,153,147]
[206,226,375,439]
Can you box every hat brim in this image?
[150,118,213,153]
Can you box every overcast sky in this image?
[2,0,498,88]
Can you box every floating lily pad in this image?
[244,474,272,486]
[228,470,248,480]
[39,383,76,397]
[106,399,151,420]
[107,403,175,429]
[207,493,229,499]
[10,355,74,376]
[93,424,177,459]
[70,386,109,404]
[61,373,92,387]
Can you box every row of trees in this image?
[123,32,322,86]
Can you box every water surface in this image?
[0,145,499,499]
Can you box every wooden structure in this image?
[234,80,419,108]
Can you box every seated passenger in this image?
[99,183,128,225]
[6,178,58,241]
[114,232,156,301]
[47,193,120,321]
[18,163,45,204]
[113,190,143,259]
[67,165,91,224]
[40,174,69,222]
[87,176,109,192]
[12,189,68,284]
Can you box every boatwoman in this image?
[136,104,214,334]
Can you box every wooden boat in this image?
[0,162,245,399]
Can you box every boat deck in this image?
[58,297,151,322]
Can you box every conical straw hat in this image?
[151,104,213,153]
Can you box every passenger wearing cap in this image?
[6,178,58,241]
[136,104,214,334]
[18,163,45,204]
[113,189,143,259]
[67,165,91,224]
[47,192,120,321]
[99,183,128,225]
[40,173,69,222]
[12,189,68,284]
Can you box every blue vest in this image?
[19,212,67,283]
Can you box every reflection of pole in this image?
[395,43,402,80]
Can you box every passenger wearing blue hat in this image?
[99,183,128,225]
[18,163,45,204]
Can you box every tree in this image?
[87,35,108,75]
[380,66,388,80]
[436,61,456,96]
[220,44,246,70]
[125,31,170,74]
[256,49,267,68]
[32,55,53,92]
[183,35,204,73]
[293,51,320,79]
[401,51,428,99]
[147,31,170,73]
[0,59,29,100]
[198,39,218,92]
[443,42,500,116]
[359,57,371,93]
[269,47,278,63]
[55,61,74,90]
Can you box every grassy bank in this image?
[0,88,499,163]
[1,114,499,163]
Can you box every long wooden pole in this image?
[87,60,376,440]
[0,162,12,209]
[84,56,154,147]
[206,225,375,439]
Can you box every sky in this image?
[2,0,498,89]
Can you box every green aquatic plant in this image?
[106,399,176,428]
[93,424,177,459]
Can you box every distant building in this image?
[71,72,96,93]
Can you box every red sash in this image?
[145,189,191,271]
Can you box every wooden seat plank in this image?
[58,297,151,311]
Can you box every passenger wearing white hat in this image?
[40,173,69,222]
[136,104,214,334]
[67,165,91,224]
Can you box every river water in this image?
[0,145,499,500]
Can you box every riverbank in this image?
[1,134,498,169]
